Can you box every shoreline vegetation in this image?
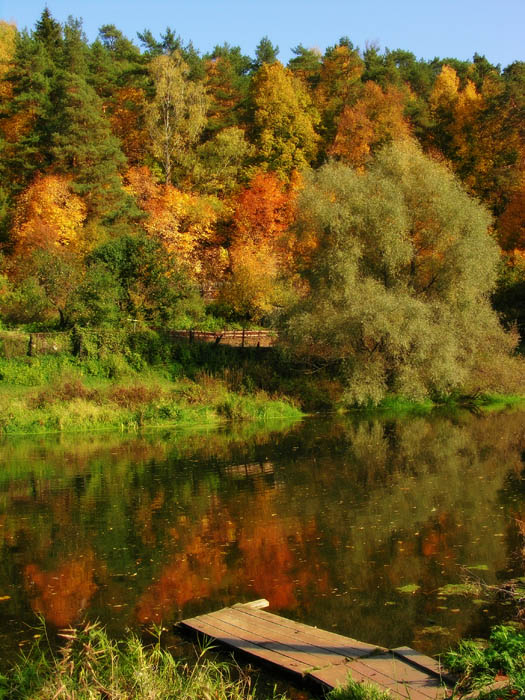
[1,620,523,699]
[0,341,524,436]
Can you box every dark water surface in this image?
[1,409,525,667]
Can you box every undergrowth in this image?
[443,625,525,698]
[0,621,287,700]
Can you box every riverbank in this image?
[1,347,525,435]
[1,620,523,699]
[0,358,302,436]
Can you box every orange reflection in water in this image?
[24,552,98,627]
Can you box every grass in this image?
[0,355,303,436]
[326,679,393,700]
[0,622,288,700]
[443,625,525,698]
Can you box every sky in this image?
[2,0,525,68]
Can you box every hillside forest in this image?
[1,8,525,404]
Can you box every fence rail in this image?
[167,329,277,347]
[0,328,278,358]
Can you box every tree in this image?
[88,233,204,327]
[283,141,520,404]
[232,170,295,251]
[251,36,279,71]
[218,170,300,323]
[125,166,225,285]
[314,41,363,146]
[204,44,251,135]
[329,81,411,169]
[249,62,319,179]
[192,126,254,196]
[145,52,207,184]
[288,45,322,89]
[52,72,134,232]
[11,173,86,253]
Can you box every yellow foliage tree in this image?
[145,52,208,184]
[250,61,319,179]
[12,174,87,253]
[126,166,226,284]
[429,64,460,113]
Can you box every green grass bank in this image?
[1,326,524,436]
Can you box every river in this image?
[1,409,524,667]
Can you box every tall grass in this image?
[0,358,303,436]
[0,622,287,700]
[443,625,525,698]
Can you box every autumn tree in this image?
[204,44,251,135]
[314,40,364,146]
[249,62,319,178]
[232,170,295,251]
[218,171,299,322]
[145,52,208,184]
[330,81,411,169]
[126,166,225,285]
[11,173,86,253]
[283,141,521,404]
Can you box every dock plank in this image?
[180,613,312,677]
[311,656,448,700]
[357,654,448,699]
[393,646,456,684]
[214,607,376,663]
[194,608,347,670]
[232,605,383,658]
[179,602,454,699]
[203,607,362,667]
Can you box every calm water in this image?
[1,409,525,666]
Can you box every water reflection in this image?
[1,410,525,665]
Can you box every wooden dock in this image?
[178,600,455,699]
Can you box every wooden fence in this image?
[167,329,277,348]
[0,328,277,358]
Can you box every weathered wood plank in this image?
[179,613,312,677]
[179,602,453,699]
[310,661,415,700]
[356,654,449,699]
[201,607,353,669]
[230,606,383,659]
[311,656,448,700]
[233,599,269,610]
[393,646,456,684]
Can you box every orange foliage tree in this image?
[330,82,411,169]
[218,170,301,321]
[109,86,147,165]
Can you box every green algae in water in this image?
[396,584,421,594]
[437,583,481,596]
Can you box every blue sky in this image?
[3,0,524,68]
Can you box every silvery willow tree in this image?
[283,141,521,404]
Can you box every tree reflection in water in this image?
[1,409,525,665]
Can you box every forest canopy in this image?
[0,9,524,402]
